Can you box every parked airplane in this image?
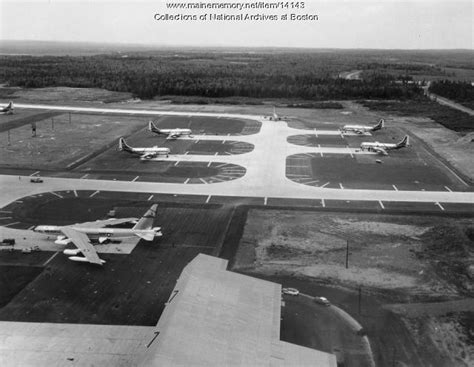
[148,121,192,139]
[33,205,162,265]
[269,106,281,121]
[119,137,170,160]
[0,101,14,115]
[341,119,384,134]
[360,135,409,155]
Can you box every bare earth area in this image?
[0,114,145,169]
[234,209,474,366]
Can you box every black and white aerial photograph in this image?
[0,0,472,366]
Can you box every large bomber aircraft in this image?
[341,119,384,134]
[360,135,409,155]
[0,101,14,114]
[33,205,162,265]
[148,121,192,139]
[119,137,170,160]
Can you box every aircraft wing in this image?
[140,153,157,159]
[60,227,104,265]
[371,147,388,155]
[167,133,181,139]
[75,218,138,228]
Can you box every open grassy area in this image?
[361,97,474,133]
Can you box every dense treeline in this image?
[0,53,421,100]
[429,80,474,103]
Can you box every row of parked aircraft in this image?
[340,119,409,155]
[33,205,161,265]
[118,121,194,160]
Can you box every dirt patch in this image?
[235,210,474,296]
[0,113,145,169]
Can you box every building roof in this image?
[140,254,336,367]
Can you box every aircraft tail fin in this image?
[373,119,384,131]
[148,121,161,134]
[119,137,133,152]
[133,204,158,230]
[397,135,409,148]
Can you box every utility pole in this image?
[358,286,362,316]
[345,240,349,269]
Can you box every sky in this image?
[0,0,472,49]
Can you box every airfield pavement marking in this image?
[207,161,212,167]
[305,180,320,185]
[73,190,78,197]
[435,202,445,211]
[444,186,452,192]
[184,152,189,155]
[43,251,60,266]
[0,217,12,220]
[184,178,190,184]
[147,195,154,201]
[174,161,180,166]
[132,176,140,182]
[320,182,330,188]
[264,197,268,205]
[214,152,219,156]
[435,158,469,187]
[4,222,20,227]
[89,190,100,198]
[0,210,12,214]
[222,140,226,144]
[15,201,23,203]
[50,192,63,198]
[27,225,35,230]
[199,178,208,184]
[321,199,326,207]
[392,185,398,191]
[379,200,385,209]
[80,173,89,179]
[339,183,344,189]
[30,171,41,176]
[206,195,211,203]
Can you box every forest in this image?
[0,52,422,100]
[429,80,474,106]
